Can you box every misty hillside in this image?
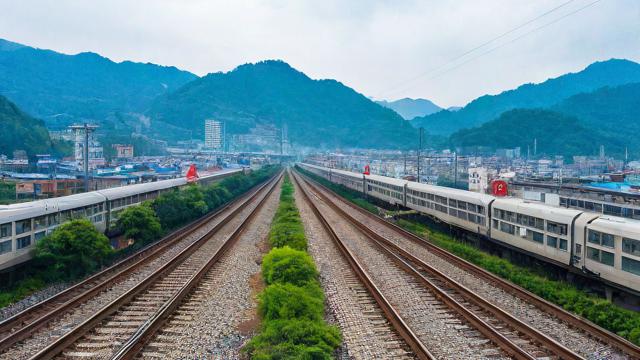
[148,60,417,149]
[376,98,442,120]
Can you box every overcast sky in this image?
[1,0,638,107]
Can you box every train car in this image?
[406,181,493,235]
[364,174,407,206]
[332,168,365,193]
[0,192,107,271]
[299,163,331,180]
[0,169,244,271]
[491,197,585,266]
[578,216,640,291]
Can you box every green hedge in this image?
[296,165,640,346]
[245,174,341,359]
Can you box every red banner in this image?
[186,164,199,182]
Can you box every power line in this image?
[378,0,602,99]
[425,0,603,82]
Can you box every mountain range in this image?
[0,95,57,158]
[412,59,640,136]
[375,98,441,120]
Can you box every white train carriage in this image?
[578,216,640,290]
[331,168,365,193]
[299,163,331,180]
[406,182,493,235]
[98,177,187,226]
[365,174,406,206]
[491,198,584,266]
[0,192,107,271]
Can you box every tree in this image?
[35,219,113,280]
[116,202,162,248]
[153,185,208,229]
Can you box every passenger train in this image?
[0,169,243,271]
[299,163,640,294]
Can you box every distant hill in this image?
[0,38,197,129]
[0,95,54,158]
[148,60,417,149]
[376,98,442,120]
[449,109,622,159]
[412,59,640,135]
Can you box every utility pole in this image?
[417,127,423,183]
[454,152,458,188]
[403,152,407,177]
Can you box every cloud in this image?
[0,0,637,106]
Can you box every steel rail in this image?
[297,168,640,359]
[0,174,276,352]
[28,172,282,360]
[110,171,282,359]
[291,171,435,360]
[298,173,581,360]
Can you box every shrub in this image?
[259,282,324,322]
[245,319,342,360]
[262,246,318,286]
[116,202,162,248]
[34,219,113,280]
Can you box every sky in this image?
[0,0,638,107]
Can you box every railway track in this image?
[295,168,640,359]
[0,172,281,359]
[0,175,277,355]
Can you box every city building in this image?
[113,144,134,159]
[71,125,105,171]
[204,119,224,150]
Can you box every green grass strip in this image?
[245,174,342,359]
[295,165,640,345]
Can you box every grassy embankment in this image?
[244,174,341,359]
[295,165,640,345]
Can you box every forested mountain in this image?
[376,98,441,120]
[449,109,622,158]
[0,95,54,158]
[412,59,640,135]
[148,60,417,149]
[0,38,197,129]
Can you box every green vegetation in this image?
[0,166,279,308]
[116,203,163,249]
[449,109,622,159]
[412,59,640,136]
[148,60,417,148]
[0,182,16,205]
[34,219,114,280]
[297,166,640,346]
[0,95,56,159]
[245,174,341,359]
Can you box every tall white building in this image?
[204,119,223,150]
[71,125,105,171]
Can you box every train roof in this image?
[0,192,106,223]
[493,197,583,223]
[589,216,640,240]
[97,178,187,200]
[407,181,495,205]
[365,173,407,187]
[332,168,363,179]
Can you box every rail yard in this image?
[0,167,638,359]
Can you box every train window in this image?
[16,235,31,249]
[604,205,622,216]
[560,198,568,206]
[601,233,615,248]
[493,220,499,229]
[500,222,515,235]
[546,221,567,235]
[622,257,640,276]
[601,251,614,266]
[478,206,485,215]
[559,239,568,251]
[587,247,599,261]
[575,243,582,255]
[34,216,47,230]
[588,230,600,244]
[593,203,603,213]
[0,239,11,255]
[15,219,32,235]
[622,238,640,257]
[547,236,558,248]
[585,202,594,211]
[48,213,59,226]
[34,231,46,242]
[449,199,457,207]
[528,230,544,244]
[0,223,11,238]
